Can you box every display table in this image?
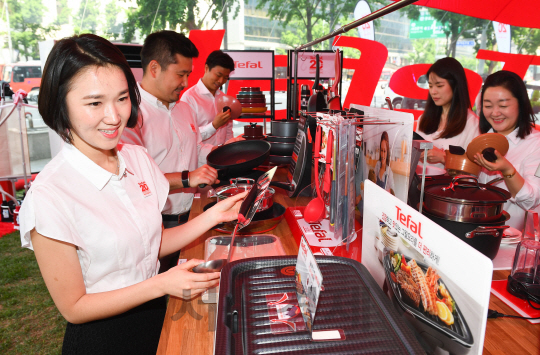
[156,168,540,355]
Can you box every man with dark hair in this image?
[181,50,236,145]
[121,31,219,228]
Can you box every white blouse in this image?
[417,109,480,170]
[478,128,540,231]
[374,160,395,193]
[121,83,213,215]
[181,79,234,145]
[20,143,169,294]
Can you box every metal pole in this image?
[16,101,29,193]
[294,0,418,52]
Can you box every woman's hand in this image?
[420,146,446,165]
[473,149,514,175]
[161,259,220,300]
[208,190,248,224]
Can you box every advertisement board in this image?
[362,181,493,355]
[224,50,274,79]
[409,8,447,39]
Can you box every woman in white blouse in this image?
[474,70,540,231]
[416,57,480,169]
[374,131,395,195]
[20,34,246,354]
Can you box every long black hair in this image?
[39,34,140,143]
[418,57,471,139]
[479,70,535,139]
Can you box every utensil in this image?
[193,167,277,273]
[307,54,327,113]
[421,175,511,223]
[327,50,342,110]
[208,178,275,213]
[330,133,337,226]
[423,208,509,259]
[206,140,271,176]
[269,141,295,156]
[215,95,242,120]
[444,150,481,177]
[270,120,298,138]
[304,126,326,223]
[323,130,333,205]
[466,133,509,162]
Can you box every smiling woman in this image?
[476,70,540,230]
[19,33,247,355]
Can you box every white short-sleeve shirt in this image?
[478,128,540,231]
[20,143,169,294]
[417,109,480,170]
[181,79,233,146]
[120,83,213,215]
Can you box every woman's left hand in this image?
[208,190,248,224]
[420,146,446,165]
[473,149,515,175]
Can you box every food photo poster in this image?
[350,104,414,215]
[362,181,493,355]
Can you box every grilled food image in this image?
[389,251,455,326]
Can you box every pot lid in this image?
[424,175,511,203]
[466,133,509,162]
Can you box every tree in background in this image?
[255,0,358,45]
[406,39,436,64]
[122,0,240,42]
[73,0,101,34]
[513,28,540,55]
[54,0,71,26]
[105,2,123,39]
[5,0,55,60]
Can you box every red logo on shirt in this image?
[190,123,196,133]
[138,181,151,196]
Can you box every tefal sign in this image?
[224,50,273,78]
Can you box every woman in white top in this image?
[416,57,480,170]
[474,70,540,231]
[374,131,395,195]
[20,34,246,354]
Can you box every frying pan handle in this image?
[270,181,294,191]
[198,169,226,188]
[466,226,509,239]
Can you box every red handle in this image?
[314,125,323,199]
[323,130,333,196]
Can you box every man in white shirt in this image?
[181,50,235,145]
[120,31,219,228]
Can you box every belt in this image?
[162,212,190,223]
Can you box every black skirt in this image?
[62,296,167,355]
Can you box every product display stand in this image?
[223,50,275,134]
[286,50,344,120]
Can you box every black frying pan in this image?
[207,140,271,176]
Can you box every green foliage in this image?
[54,0,71,26]
[513,27,540,55]
[74,0,102,34]
[407,39,436,64]
[0,232,65,354]
[255,0,359,45]
[5,0,56,60]
[105,2,123,39]
[122,0,240,42]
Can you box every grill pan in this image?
[382,253,473,353]
[215,256,425,354]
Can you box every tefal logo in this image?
[396,206,423,239]
[301,241,308,255]
[234,61,263,69]
[308,221,333,242]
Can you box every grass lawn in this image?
[0,231,65,354]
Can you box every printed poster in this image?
[362,181,493,355]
